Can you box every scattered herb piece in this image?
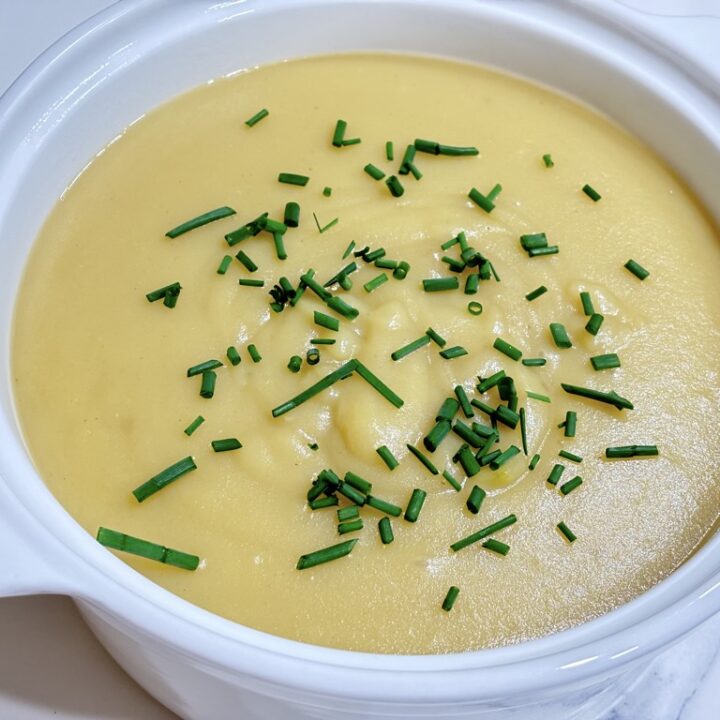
[165,206,236,238]
[582,184,602,201]
[557,522,577,543]
[183,416,205,437]
[404,488,427,523]
[442,586,460,612]
[132,456,197,502]
[97,527,199,570]
[379,517,394,544]
[212,438,242,452]
[376,445,399,470]
[278,172,310,186]
[296,539,358,570]
[625,259,649,280]
[605,445,659,458]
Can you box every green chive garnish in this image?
[183,415,205,436]
[314,311,340,332]
[605,445,659,458]
[385,141,394,161]
[414,138,479,156]
[247,344,262,363]
[364,163,386,181]
[379,517,394,544]
[344,471,372,495]
[454,386,473,418]
[424,327,447,348]
[466,485,486,514]
[312,212,339,234]
[522,358,546,366]
[376,445,399,470]
[235,250,258,272]
[436,397,460,422]
[564,411,577,437]
[467,301,483,316]
[364,495,401,518]
[393,261,410,280]
[342,240,356,259]
[591,353,621,371]
[424,420,452,453]
[245,108,269,127]
[542,153,554,168]
[338,519,364,535]
[526,285,548,301]
[398,144,416,175]
[442,586,460,612]
[97,527,199,570]
[489,445,520,470]
[520,407,528,455]
[363,273,389,293]
[557,522,576,543]
[520,233,547,251]
[529,453,541,470]
[580,291,595,316]
[549,323,572,349]
[385,175,404,197]
[165,206,236,238]
[271,232,287,261]
[465,273,480,295]
[560,383,633,411]
[338,481,366,506]
[482,538,510,556]
[450,514,517,552]
[309,496,338,510]
[288,355,302,373]
[457,443,482,477]
[625,259,649,280]
[310,338,335,346]
[331,119,347,147]
[132,456,197,502]
[526,391,551,403]
[547,464,565,486]
[582,184,602,201]
[560,476,583,495]
[284,201,300,228]
[528,246,559,257]
[227,346,241,366]
[212,438,242,452]
[404,488,427,523]
[200,370,217,398]
[238,279,265,287]
[278,172,309,186]
[559,450,582,463]
[468,187,496,213]
[439,346,468,360]
[146,282,182,306]
[187,359,223,378]
[354,361,404,408]
[452,420,486,448]
[477,370,506,393]
[271,360,349,417]
[442,469,462,492]
[296,539,358,570]
[493,337,522,361]
[306,348,320,365]
[217,255,232,274]
[407,444,439,475]
[585,313,604,336]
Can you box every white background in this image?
[2,2,720,719]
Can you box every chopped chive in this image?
[378,517,394,544]
[582,184,602,201]
[493,337,522,361]
[439,346,468,360]
[442,143,479,157]
[393,261,410,280]
[426,327,447,348]
[323,186,333,197]
[217,255,232,274]
[310,338,335,346]
[520,233,548,251]
[187,359,223,378]
[522,358,547,367]
[560,476,583,495]
[238,279,265,287]
[248,344,262,363]
[338,518,364,535]
[585,313,604,336]
[482,539,510,556]
[441,234,460,251]
[200,370,217,398]
[542,153,554,168]
[309,496,338,510]
[478,448,500,468]
[526,285,548,302]
[226,346,241,366]
[520,407,528,456]
[162,287,181,308]
[365,495,402,518]
[477,370,506,393]
[390,333,431,361]
[354,361,404,408]
[398,144,416,175]
[363,273,389,293]
[245,107,269,127]
[452,420,486,449]
[407,444,439,475]
[549,323,572,349]
[424,420,452,453]
[471,422,495,440]
[591,353,621,371]
[272,232,287,260]
[557,522,576,543]
[262,217,287,234]
[288,355,302,373]
[605,445,659,458]
[442,586,460,612]
[559,450,582,463]
[580,291,595,316]
[278,172,309,186]
[364,163,386,181]
[97,527,199,570]
[561,383,633,411]
[344,471,372,495]
[324,262,358,287]
[489,445,520,470]
[327,295,359,319]
[146,281,182,304]
[529,453,541,470]
[467,301,483,316]
[273,363,358,417]
[296,539,358,569]
[301,270,332,301]
[332,119,347,147]
[466,485,486,514]
[442,469,462,492]
[212,438,242,452]
[454,443,480,477]
[342,240,356,259]
[314,311,340,332]
[224,212,267,246]
[338,482,366,506]
[527,391,551,403]
[183,415,205,436]
[464,273,480,295]
[450,514,517,552]
[404,488,427,523]
[306,348,320,365]
[312,212,339,234]
[486,184,503,202]
[374,258,398,270]
[284,201,300,228]
[468,187,495,213]
[308,442,319,451]
[385,175,404,197]
[454,386,473,418]
[165,206,236,238]
[132,456,197,502]
[376,445,399,470]
[564,411,577,437]
[442,255,466,273]
[235,250,258,272]
[528,246,559,257]
[625,259,649,280]
[547,463,565,486]
[436,397,460,423]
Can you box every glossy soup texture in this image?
[12,54,720,653]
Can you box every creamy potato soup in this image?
[12,54,720,653]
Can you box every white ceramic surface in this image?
[0,1,717,718]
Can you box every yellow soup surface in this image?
[12,54,720,654]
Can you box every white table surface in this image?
[2,2,720,719]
